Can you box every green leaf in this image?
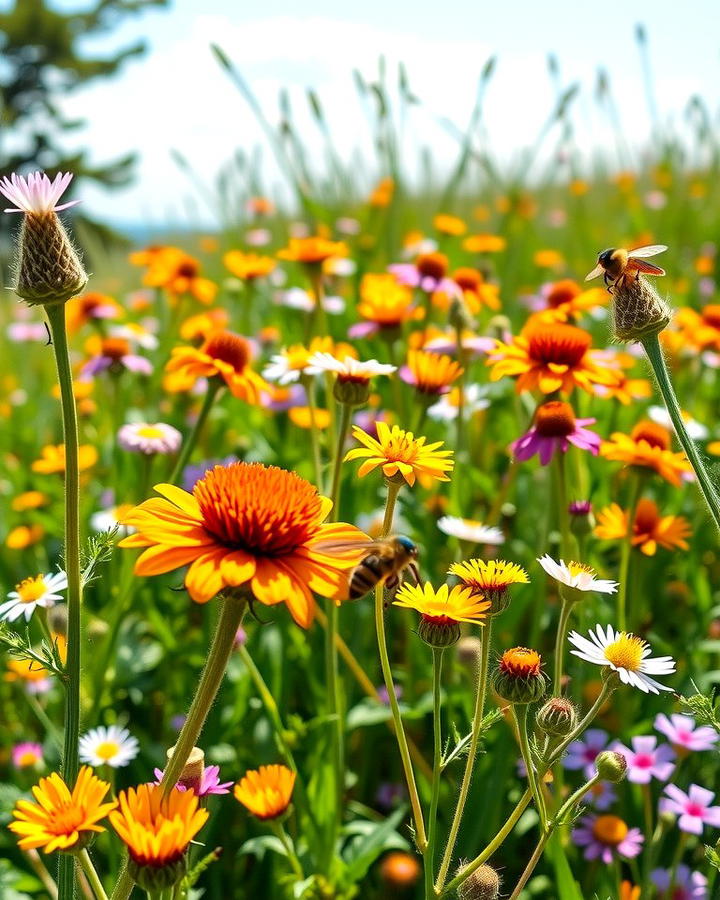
[342,806,409,882]
[238,835,287,861]
[546,832,583,900]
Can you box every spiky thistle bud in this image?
[457,864,501,900]
[536,696,578,736]
[493,647,547,704]
[611,276,671,343]
[595,750,628,783]
[0,172,87,307]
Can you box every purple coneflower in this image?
[154,764,233,797]
[511,400,600,465]
[651,865,707,899]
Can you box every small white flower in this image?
[306,352,396,382]
[537,555,618,594]
[263,347,321,384]
[276,287,345,314]
[0,171,81,215]
[648,405,709,441]
[438,516,504,545]
[90,504,135,536]
[428,384,490,422]
[117,422,182,455]
[110,322,159,351]
[0,572,67,623]
[568,624,675,694]
[79,725,139,768]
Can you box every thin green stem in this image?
[514,705,549,831]
[435,619,492,892]
[617,473,642,631]
[374,480,427,852]
[554,452,573,560]
[169,381,222,485]
[424,647,444,900]
[328,402,352,508]
[642,331,720,529]
[26,693,63,751]
[553,592,576,696]
[303,376,323,489]
[455,322,467,461]
[46,303,82,900]
[77,850,108,900]
[271,820,304,879]
[161,593,247,796]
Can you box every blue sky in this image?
[16,0,720,224]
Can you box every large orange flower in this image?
[165,332,267,402]
[224,250,276,281]
[488,322,618,394]
[119,462,367,627]
[600,422,693,486]
[594,498,691,555]
[527,280,608,325]
[143,249,217,305]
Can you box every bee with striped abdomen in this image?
[585,244,667,293]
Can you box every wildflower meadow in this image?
[3,25,720,900]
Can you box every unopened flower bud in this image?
[611,276,671,343]
[493,647,547,704]
[536,696,578,736]
[457,864,501,900]
[448,294,475,333]
[418,615,461,648]
[129,856,187,892]
[15,213,87,307]
[569,500,595,537]
[333,377,371,406]
[595,750,627,783]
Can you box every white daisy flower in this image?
[276,287,345,314]
[428,384,491,422]
[110,322,159,351]
[568,624,676,694]
[263,346,325,384]
[90,504,135,535]
[0,571,67,623]
[306,352,396,383]
[0,171,81,215]
[537,555,618,594]
[78,725,139,768]
[648,405,709,441]
[438,516,504,545]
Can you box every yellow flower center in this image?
[286,347,311,371]
[567,561,594,577]
[592,815,628,846]
[499,647,541,677]
[18,751,39,767]
[137,426,165,439]
[16,576,47,604]
[603,633,646,671]
[95,741,120,761]
[47,803,85,837]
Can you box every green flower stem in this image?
[161,593,247,796]
[514,705,549,831]
[169,380,222,485]
[553,452,573,561]
[375,480,427,852]
[435,618,493,892]
[26,693,63,751]
[455,322,468,461]
[424,647,444,900]
[77,850,108,900]
[270,820,304,880]
[642,331,720,529]
[443,679,616,896]
[553,589,576,696]
[308,267,328,340]
[24,849,58,900]
[303,375,323,489]
[46,303,83,900]
[617,473,642,631]
[508,774,600,900]
[325,399,353,832]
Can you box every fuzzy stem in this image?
[374,480,427,852]
[435,618,492,891]
[77,851,108,900]
[424,647,444,899]
[514,705,549,831]
[46,303,82,900]
[169,380,222,485]
[553,591,576,696]
[642,331,720,529]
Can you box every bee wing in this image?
[312,538,379,560]
[584,263,605,281]
[627,244,668,259]
[627,260,666,276]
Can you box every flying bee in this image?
[585,244,667,293]
[347,535,420,601]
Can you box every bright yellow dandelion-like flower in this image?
[344,422,454,487]
[9,766,116,853]
[463,233,507,254]
[31,444,98,475]
[450,559,529,593]
[119,462,368,628]
[393,582,490,625]
[600,421,692,486]
[357,273,418,329]
[594,498,691,556]
[277,237,346,265]
[110,783,208,869]
[223,250,276,281]
[234,765,296,820]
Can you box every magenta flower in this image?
[12,742,44,769]
[572,813,644,863]
[660,784,720,834]
[654,713,718,753]
[153,764,233,797]
[511,400,600,465]
[388,257,460,297]
[651,865,708,900]
[0,171,81,215]
[563,728,609,778]
[611,736,675,784]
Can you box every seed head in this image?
[611,276,671,343]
